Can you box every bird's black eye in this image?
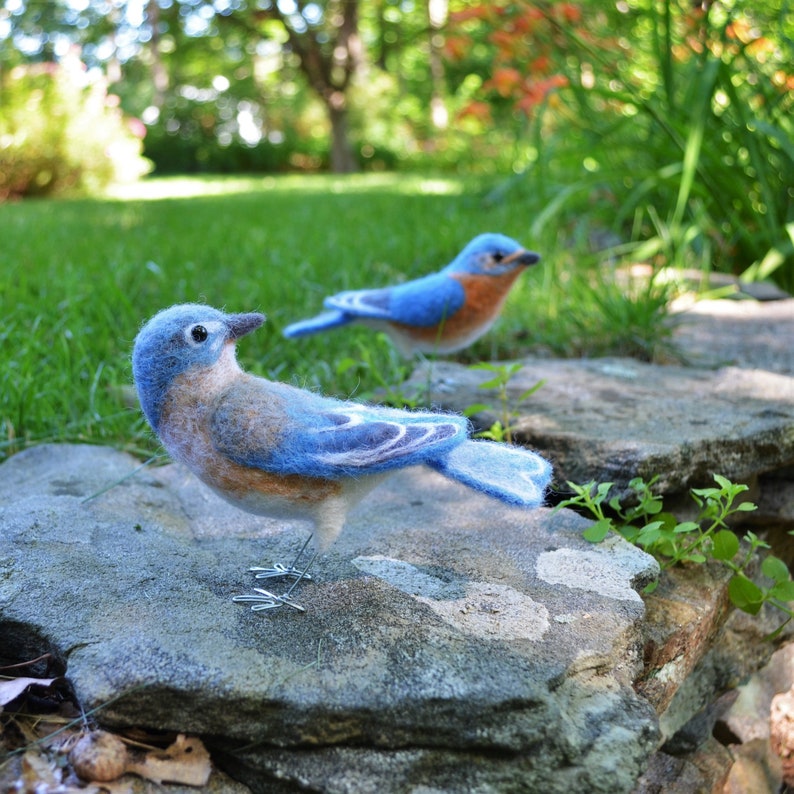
[191,325,208,343]
[492,252,504,263]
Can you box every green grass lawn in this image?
[0,172,672,462]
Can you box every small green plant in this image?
[556,474,794,636]
[463,362,545,444]
[335,336,418,409]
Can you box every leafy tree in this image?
[443,0,794,287]
[239,0,363,173]
[0,51,150,198]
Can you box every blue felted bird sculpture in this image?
[283,233,540,356]
[132,303,552,611]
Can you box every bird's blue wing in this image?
[428,440,552,508]
[282,310,351,338]
[325,272,466,328]
[210,379,468,479]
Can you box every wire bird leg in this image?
[248,534,314,581]
[233,535,317,613]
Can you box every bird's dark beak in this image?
[507,249,541,267]
[227,312,266,339]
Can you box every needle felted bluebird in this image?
[132,303,552,611]
[282,233,540,356]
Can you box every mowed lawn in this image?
[1,173,572,461]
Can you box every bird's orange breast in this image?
[389,269,522,346]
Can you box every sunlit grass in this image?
[0,172,673,461]
[106,173,468,201]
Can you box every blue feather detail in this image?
[210,380,469,479]
[427,440,552,508]
[282,310,352,338]
[325,273,465,327]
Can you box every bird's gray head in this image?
[132,303,265,430]
[446,233,540,276]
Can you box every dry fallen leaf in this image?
[125,733,212,786]
[20,749,61,787]
[0,677,58,708]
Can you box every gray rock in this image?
[672,298,794,374]
[0,444,660,793]
[402,356,794,496]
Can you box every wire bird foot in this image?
[233,588,306,612]
[233,535,317,613]
[249,534,315,581]
[248,562,313,581]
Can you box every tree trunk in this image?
[427,0,449,129]
[147,0,169,108]
[328,101,358,173]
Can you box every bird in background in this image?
[132,304,552,612]
[282,233,540,356]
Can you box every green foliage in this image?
[464,362,545,444]
[143,119,329,175]
[0,57,150,199]
[334,335,416,408]
[0,173,532,459]
[520,0,794,289]
[556,474,793,635]
[0,171,689,462]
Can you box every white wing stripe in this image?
[313,420,445,467]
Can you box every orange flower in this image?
[531,55,552,74]
[557,3,582,23]
[449,6,495,25]
[515,74,568,114]
[488,67,523,97]
[491,29,519,52]
[746,36,775,59]
[458,100,493,122]
[443,35,471,61]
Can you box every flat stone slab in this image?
[0,444,660,793]
[672,298,794,375]
[404,356,794,495]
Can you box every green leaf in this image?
[335,357,361,375]
[469,362,500,374]
[462,403,492,417]
[474,422,505,442]
[517,379,546,402]
[582,519,612,543]
[712,473,732,490]
[728,574,765,615]
[673,521,700,534]
[567,480,595,495]
[691,487,720,500]
[735,501,758,512]
[641,498,663,516]
[477,376,506,390]
[769,580,794,601]
[656,512,679,531]
[643,580,659,594]
[618,524,640,542]
[594,482,614,501]
[761,555,791,584]
[762,616,793,643]
[743,530,771,551]
[711,530,740,561]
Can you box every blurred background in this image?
[1,0,793,458]
[1,1,791,291]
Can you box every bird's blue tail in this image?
[283,310,352,339]
[428,440,552,508]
